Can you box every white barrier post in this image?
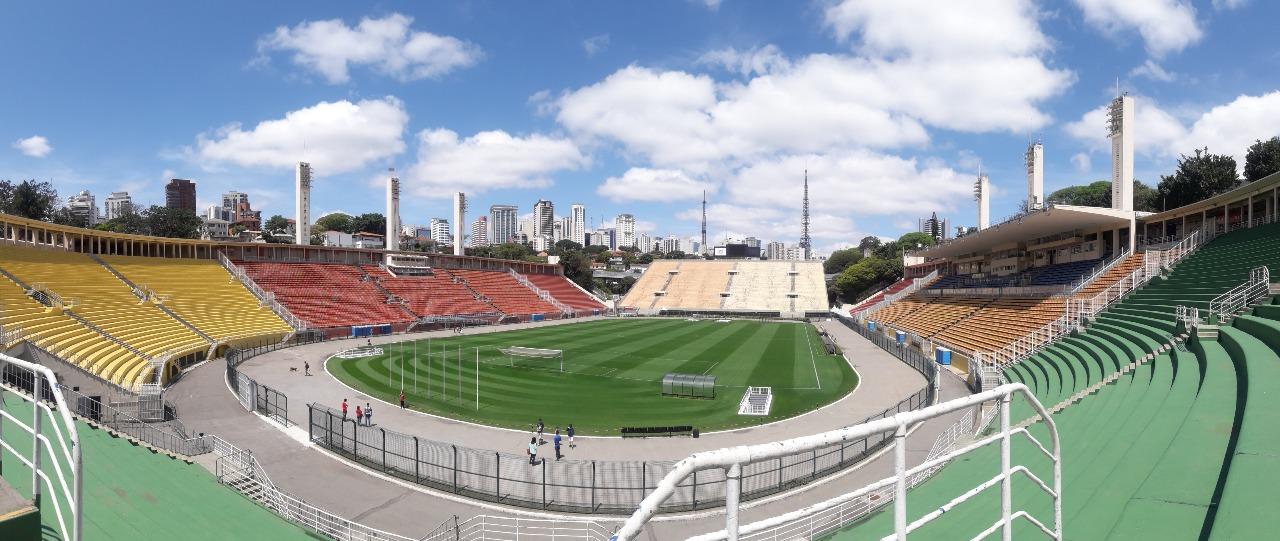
[726,463,742,541]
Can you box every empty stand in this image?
[0,245,204,388]
[364,266,497,318]
[103,255,293,347]
[619,260,679,309]
[524,273,605,314]
[791,261,829,312]
[448,269,560,317]
[651,261,733,310]
[239,262,415,328]
[723,261,792,311]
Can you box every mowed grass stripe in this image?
[328,319,857,435]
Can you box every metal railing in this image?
[509,268,573,316]
[1066,248,1130,295]
[1175,305,1202,329]
[421,515,615,541]
[619,383,1061,541]
[57,384,209,456]
[0,352,83,541]
[1208,266,1272,323]
[217,251,309,331]
[852,270,938,320]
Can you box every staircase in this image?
[216,253,308,331]
[508,268,573,316]
[445,270,504,315]
[719,263,738,309]
[91,254,217,348]
[358,266,421,320]
[650,261,682,309]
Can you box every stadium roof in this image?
[1139,169,1280,224]
[915,205,1136,259]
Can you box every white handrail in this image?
[1208,266,1271,323]
[508,268,573,316]
[217,252,308,330]
[615,383,1061,541]
[854,270,938,320]
[1067,248,1130,295]
[0,352,83,541]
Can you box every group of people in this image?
[340,398,376,427]
[528,418,576,465]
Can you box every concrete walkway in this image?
[237,318,927,461]
[167,319,977,539]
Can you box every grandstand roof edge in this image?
[1139,169,1280,223]
[916,205,1135,260]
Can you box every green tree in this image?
[832,257,899,303]
[897,231,937,250]
[3,180,59,221]
[666,250,686,259]
[490,242,533,261]
[96,208,147,235]
[1244,136,1280,182]
[857,235,881,254]
[1046,179,1160,212]
[313,212,354,233]
[637,252,654,265]
[1157,148,1240,209]
[553,239,583,254]
[264,214,291,235]
[143,206,202,239]
[351,212,386,235]
[51,207,89,228]
[823,247,863,274]
[557,250,595,291]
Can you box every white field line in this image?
[804,324,822,390]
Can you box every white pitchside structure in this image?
[294,161,311,245]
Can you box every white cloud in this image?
[1071,152,1092,172]
[1065,91,1280,170]
[257,13,481,83]
[1129,59,1176,82]
[697,44,790,77]
[582,34,610,57]
[696,0,723,11]
[824,0,1049,59]
[1212,0,1248,10]
[1072,0,1202,56]
[191,96,408,174]
[597,168,714,202]
[13,135,52,158]
[407,129,588,197]
[556,3,1070,172]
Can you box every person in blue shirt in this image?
[553,429,563,460]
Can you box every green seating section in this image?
[0,394,314,540]
[834,222,1280,540]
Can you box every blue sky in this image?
[3,0,1279,254]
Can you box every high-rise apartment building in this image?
[570,204,586,246]
[430,218,451,245]
[67,190,98,226]
[532,199,554,238]
[615,214,636,249]
[103,191,133,220]
[165,178,196,212]
[489,205,518,245]
[470,216,489,247]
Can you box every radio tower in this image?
[799,169,812,260]
[701,190,708,256]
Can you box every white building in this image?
[201,217,232,240]
[554,217,569,243]
[531,235,551,252]
[637,233,652,253]
[66,190,98,226]
[430,218,451,246]
[490,205,517,245]
[533,199,554,238]
[570,203,586,246]
[765,241,785,260]
[615,214,636,249]
[470,216,489,247]
[103,191,132,220]
[661,236,682,254]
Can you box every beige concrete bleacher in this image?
[934,296,1067,353]
[723,261,792,311]
[620,260,681,308]
[652,261,734,310]
[0,245,206,386]
[104,255,293,347]
[792,261,828,311]
[891,296,991,337]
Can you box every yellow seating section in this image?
[934,296,1067,353]
[891,296,991,337]
[0,245,206,384]
[104,255,292,347]
[0,268,154,388]
[652,261,734,310]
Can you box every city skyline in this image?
[5,2,1280,256]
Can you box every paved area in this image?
[167,318,977,539]
[238,318,927,461]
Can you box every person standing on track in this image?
[528,437,538,465]
[567,424,576,448]
[399,390,406,408]
[536,418,545,444]
[342,399,348,420]
[553,429,563,460]
[365,402,373,427]
[355,404,362,426]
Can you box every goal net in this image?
[498,346,564,372]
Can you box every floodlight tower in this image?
[799,170,812,260]
[1026,141,1044,210]
[974,169,990,230]
[385,170,400,252]
[294,162,311,245]
[701,190,708,256]
[453,192,466,256]
[1108,94,1135,212]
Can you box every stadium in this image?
[5,4,1280,541]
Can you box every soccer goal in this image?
[498,346,564,372]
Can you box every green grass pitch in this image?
[326,318,858,435]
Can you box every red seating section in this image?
[238,262,415,328]
[848,277,915,313]
[362,266,496,317]
[448,269,560,317]
[526,273,605,314]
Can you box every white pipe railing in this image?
[0,352,83,541]
[854,270,938,320]
[217,252,308,330]
[423,515,616,541]
[1067,248,1130,295]
[615,383,1061,541]
[508,268,573,316]
[1208,266,1271,323]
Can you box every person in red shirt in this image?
[355,405,363,426]
[341,399,348,420]
[399,390,406,409]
